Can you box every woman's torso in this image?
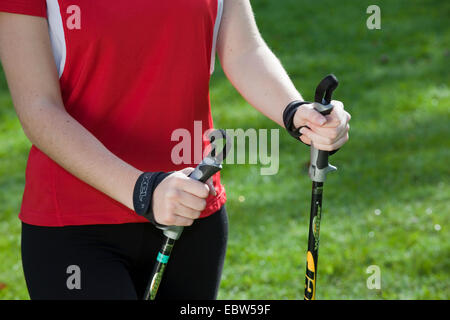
[18,0,226,226]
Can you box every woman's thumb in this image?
[294,104,326,127]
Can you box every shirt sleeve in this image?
[0,0,47,18]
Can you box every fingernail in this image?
[318,117,326,125]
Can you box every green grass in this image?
[0,0,449,299]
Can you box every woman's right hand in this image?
[152,168,214,226]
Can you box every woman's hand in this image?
[152,168,215,227]
[293,100,351,151]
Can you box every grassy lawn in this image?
[0,0,449,299]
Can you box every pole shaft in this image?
[303,74,339,300]
[304,181,323,300]
[143,237,175,300]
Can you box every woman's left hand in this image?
[293,100,351,151]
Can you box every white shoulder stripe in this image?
[210,0,224,75]
[46,0,67,78]
[46,1,220,77]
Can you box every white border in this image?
[46,0,67,78]
[210,0,224,74]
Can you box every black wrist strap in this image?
[283,100,311,141]
[133,171,171,227]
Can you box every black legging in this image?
[21,206,228,300]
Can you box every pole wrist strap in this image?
[283,100,311,141]
[133,171,171,227]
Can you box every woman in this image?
[0,0,350,299]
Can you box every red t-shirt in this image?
[0,0,226,226]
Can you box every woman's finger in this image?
[171,215,195,227]
[300,126,335,146]
[320,114,340,128]
[317,100,348,128]
[306,121,349,143]
[206,177,216,196]
[173,202,201,220]
[175,190,207,211]
[309,132,349,151]
[180,167,195,176]
[300,134,311,146]
[178,177,210,199]
[293,104,327,128]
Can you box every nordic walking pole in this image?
[304,74,339,300]
[143,129,229,300]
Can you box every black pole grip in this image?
[188,161,221,183]
[187,129,227,183]
[316,151,330,169]
[315,74,338,106]
[314,75,339,167]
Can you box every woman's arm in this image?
[0,13,142,210]
[217,1,350,151]
[0,13,211,226]
[216,0,302,126]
